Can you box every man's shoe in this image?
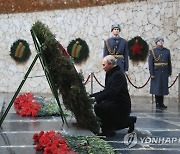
[128,116,137,133]
[97,130,116,137]
[106,131,116,137]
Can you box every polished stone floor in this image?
[0,93,179,154]
[106,96,180,154]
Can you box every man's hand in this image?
[89,94,96,103]
[89,93,95,97]
[91,97,96,103]
[151,75,155,79]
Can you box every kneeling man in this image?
[90,55,136,137]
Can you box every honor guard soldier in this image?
[148,36,172,109]
[103,24,129,73]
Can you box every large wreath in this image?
[10,39,31,63]
[67,38,89,64]
[128,36,149,62]
[31,21,99,134]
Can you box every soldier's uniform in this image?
[103,24,129,73]
[148,36,172,109]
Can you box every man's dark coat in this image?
[91,65,131,130]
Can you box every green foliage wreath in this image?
[128,36,149,62]
[67,38,89,64]
[31,21,99,134]
[10,39,31,63]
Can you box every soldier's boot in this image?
[156,103,160,108]
[159,96,167,109]
[155,95,161,108]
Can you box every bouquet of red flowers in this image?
[33,130,76,154]
[33,130,115,154]
[14,92,41,117]
[14,92,64,117]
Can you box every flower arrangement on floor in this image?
[10,39,31,63]
[14,92,67,117]
[14,92,40,117]
[33,130,75,154]
[33,130,114,154]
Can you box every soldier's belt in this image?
[113,55,124,58]
[154,63,168,66]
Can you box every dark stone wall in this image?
[0,0,140,14]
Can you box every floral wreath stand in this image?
[128,36,149,62]
[0,30,67,126]
[10,39,31,63]
[67,38,89,64]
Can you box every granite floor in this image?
[105,96,180,154]
[0,93,180,154]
